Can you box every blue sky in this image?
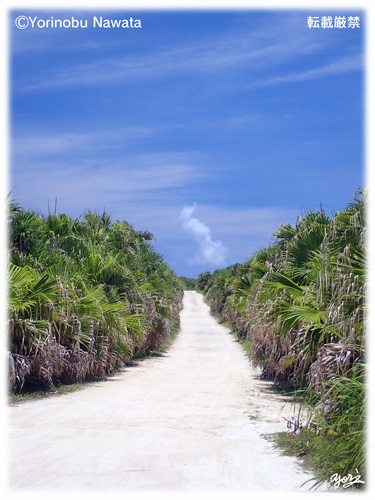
[10,9,364,277]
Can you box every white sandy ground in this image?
[6,291,331,494]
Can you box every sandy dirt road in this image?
[7,291,317,492]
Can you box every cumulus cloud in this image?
[179,204,229,266]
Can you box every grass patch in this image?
[270,429,366,491]
[8,381,90,405]
[238,337,252,358]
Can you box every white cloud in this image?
[248,54,362,89]
[11,156,198,207]
[179,204,229,266]
[14,17,324,93]
[11,124,201,199]
[12,126,153,157]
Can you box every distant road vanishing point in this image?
[8,291,316,491]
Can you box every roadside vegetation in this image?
[179,276,197,290]
[198,190,366,489]
[8,202,183,393]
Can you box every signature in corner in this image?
[330,469,365,489]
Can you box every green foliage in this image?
[201,189,366,484]
[8,203,183,391]
[196,271,212,291]
[179,277,197,290]
[273,428,365,490]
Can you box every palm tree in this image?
[8,203,183,391]
[201,190,366,482]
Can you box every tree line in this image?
[8,202,183,391]
[197,190,365,486]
